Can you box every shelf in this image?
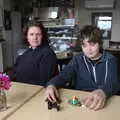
[45,25,74,28]
[33,0,74,7]
[39,19,60,22]
[49,36,77,40]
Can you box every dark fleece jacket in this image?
[15,45,57,86]
[48,52,120,97]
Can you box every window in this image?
[92,13,112,39]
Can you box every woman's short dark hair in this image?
[80,25,102,46]
[23,20,48,46]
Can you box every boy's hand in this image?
[44,85,59,103]
[82,89,106,111]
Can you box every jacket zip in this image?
[92,65,97,84]
[83,56,97,84]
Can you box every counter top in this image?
[0,82,43,120]
[105,47,120,51]
[6,88,120,120]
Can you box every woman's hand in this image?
[44,85,59,102]
[82,89,106,111]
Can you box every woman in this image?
[14,20,58,86]
[45,25,119,110]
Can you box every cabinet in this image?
[46,25,77,71]
[46,25,77,54]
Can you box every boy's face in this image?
[81,39,100,60]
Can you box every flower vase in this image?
[0,89,7,111]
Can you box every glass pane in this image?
[97,20,112,30]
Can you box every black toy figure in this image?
[47,98,61,111]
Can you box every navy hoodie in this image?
[15,45,57,86]
[48,52,120,97]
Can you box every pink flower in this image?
[0,73,11,90]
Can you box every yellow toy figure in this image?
[72,96,78,105]
[68,96,81,107]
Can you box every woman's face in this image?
[27,26,43,49]
[82,39,100,60]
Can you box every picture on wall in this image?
[4,10,11,30]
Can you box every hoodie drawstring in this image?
[83,56,91,74]
[83,56,108,84]
[104,60,108,84]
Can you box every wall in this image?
[11,11,22,64]
[0,0,13,70]
[75,0,91,28]
[0,43,3,71]
[0,0,3,7]
[33,8,50,19]
[2,0,13,70]
[75,0,120,43]
[111,11,120,41]
[0,0,14,70]
[0,1,3,71]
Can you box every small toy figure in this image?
[47,98,61,111]
[68,96,81,107]
[72,96,78,105]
